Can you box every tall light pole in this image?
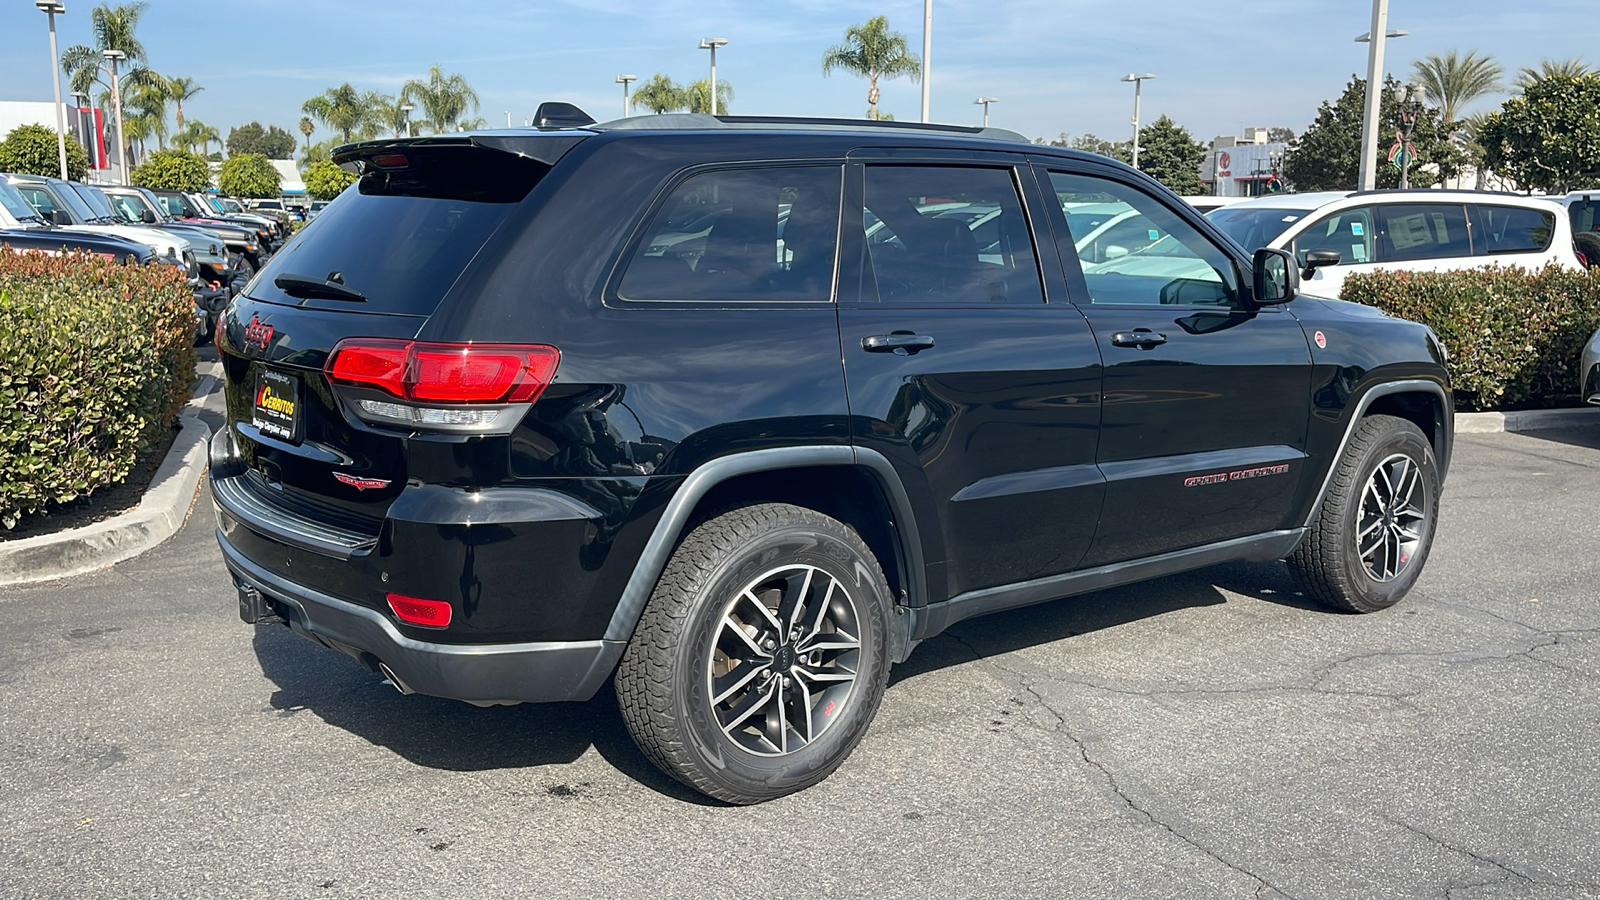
[698,38,728,115]
[102,49,127,185]
[616,74,636,118]
[36,0,68,180]
[504,110,511,128]
[920,0,932,122]
[1121,73,1156,170]
[973,97,998,127]
[399,103,414,138]
[1355,4,1409,192]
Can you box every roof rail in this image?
[593,113,1030,144]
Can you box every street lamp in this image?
[36,0,68,180]
[1355,0,1409,191]
[102,48,127,185]
[399,103,414,138]
[1121,73,1156,170]
[973,97,998,127]
[698,38,728,115]
[615,74,637,118]
[920,0,932,123]
[504,110,511,128]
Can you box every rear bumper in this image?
[218,533,623,705]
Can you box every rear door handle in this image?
[862,332,936,354]
[1111,330,1168,348]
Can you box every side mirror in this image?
[1253,247,1299,306]
[51,209,73,226]
[140,209,157,224]
[1301,248,1341,281]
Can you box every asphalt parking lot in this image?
[3,420,1599,899]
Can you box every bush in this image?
[0,124,90,182]
[218,153,281,199]
[131,148,212,192]
[1341,264,1600,410]
[302,160,356,200]
[0,249,196,528]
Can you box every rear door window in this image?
[861,165,1043,304]
[1570,196,1600,236]
[248,148,552,315]
[1377,204,1472,261]
[1477,204,1554,254]
[618,165,842,302]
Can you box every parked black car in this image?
[212,113,1453,803]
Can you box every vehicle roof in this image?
[1224,189,1569,212]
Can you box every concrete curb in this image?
[0,411,213,588]
[1454,407,1600,434]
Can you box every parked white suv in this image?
[1206,191,1584,298]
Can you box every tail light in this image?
[326,339,559,433]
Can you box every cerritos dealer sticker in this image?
[1314,331,1327,349]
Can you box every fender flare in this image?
[1301,378,1452,529]
[600,445,927,645]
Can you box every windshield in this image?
[154,191,201,217]
[1204,207,1305,253]
[72,184,121,221]
[106,192,148,223]
[0,182,44,223]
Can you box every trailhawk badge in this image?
[333,472,391,491]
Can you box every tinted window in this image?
[248,148,551,316]
[1570,197,1600,236]
[15,186,60,218]
[862,165,1042,304]
[153,193,187,217]
[1478,204,1554,254]
[0,183,41,222]
[1294,206,1376,266]
[1048,171,1239,306]
[107,192,145,222]
[72,184,119,220]
[1377,204,1471,261]
[618,165,841,302]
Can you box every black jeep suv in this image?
[211,113,1452,803]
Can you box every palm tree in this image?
[301,83,372,143]
[631,74,687,114]
[298,116,315,153]
[1411,50,1501,125]
[1514,58,1592,90]
[683,79,734,115]
[176,119,220,156]
[61,2,149,96]
[400,66,481,134]
[164,75,203,130]
[124,80,169,158]
[821,15,920,120]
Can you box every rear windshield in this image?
[247,148,550,316]
[1205,206,1304,252]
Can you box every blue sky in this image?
[1,0,1593,146]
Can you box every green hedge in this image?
[0,249,196,528]
[1340,264,1600,411]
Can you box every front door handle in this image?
[862,331,936,355]
[1111,330,1168,348]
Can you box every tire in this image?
[1574,232,1600,270]
[615,503,894,804]
[1290,414,1440,613]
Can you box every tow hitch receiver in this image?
[238,585,284,626]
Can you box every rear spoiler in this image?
[332,132,591,172]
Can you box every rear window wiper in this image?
[273,273,367,303]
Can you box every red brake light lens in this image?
[386,593,452,628]
[326,340,560,405]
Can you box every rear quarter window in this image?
[246,148,551,316]
[1478,204,1555,254]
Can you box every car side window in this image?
[1295,206,1376,266]
[860,165,1043,304]
[1377,204,1472,261]
[618,165,841,303]
[1047,171,1239,307]
[1478,204,1554,254]
[18,187,57,217]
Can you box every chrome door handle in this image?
[1111,331,1167,348]
[862,332,936,354]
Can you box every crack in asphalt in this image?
[947,631,1300,900]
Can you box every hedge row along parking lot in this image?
[0,248,195,529]
[1342,263,1600,410]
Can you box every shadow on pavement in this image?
[250,626,717,804]
[1512,425,1600,451]
[889,560,1327,686]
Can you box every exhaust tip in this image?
[377,662,414,695]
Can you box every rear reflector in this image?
[327,340,559,405]
[386,593,452,628]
